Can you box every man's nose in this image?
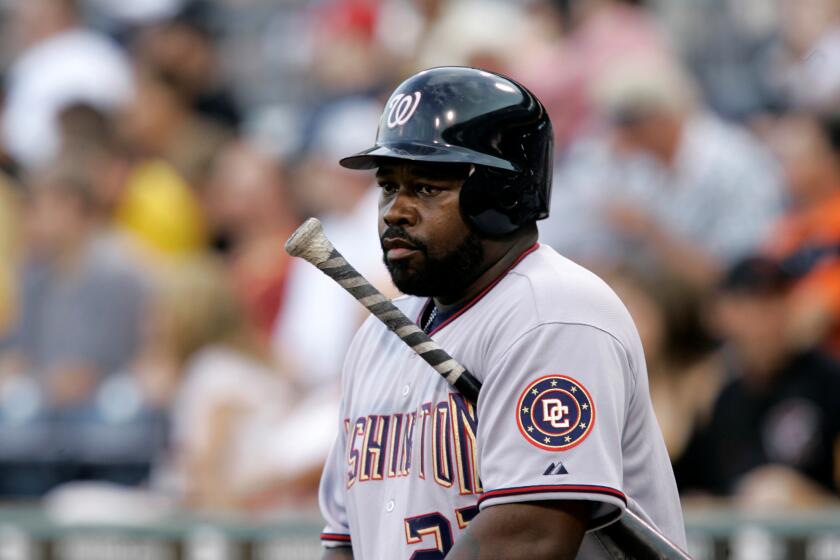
[382,188,418,227]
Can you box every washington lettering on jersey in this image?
[345,392,482,496]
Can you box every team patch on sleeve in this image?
[516,375,595,451]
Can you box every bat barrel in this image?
[602,510,692,560]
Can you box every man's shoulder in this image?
[492,245,636,341]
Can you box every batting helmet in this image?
[339,66,554,236]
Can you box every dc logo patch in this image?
[386,92,422,128]
[516,375,595,451]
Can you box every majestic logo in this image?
[543,462,569,476]
[386,92,422,128]
[516,375,595,451]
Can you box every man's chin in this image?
[382,232,484,298]
[387,267,434,297]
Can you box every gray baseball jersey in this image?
[319,244,687,558]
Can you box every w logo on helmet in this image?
[386,92,422,128]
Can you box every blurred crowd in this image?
[0,0,838,519]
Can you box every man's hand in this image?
[323,547,353,559]
[446,501,589,560]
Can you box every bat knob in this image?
[285,217,335,264]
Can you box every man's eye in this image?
[378,182,398,194]
[416,184,440,196]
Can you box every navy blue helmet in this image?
[340,66,554,236]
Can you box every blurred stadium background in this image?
[0,0,838,558]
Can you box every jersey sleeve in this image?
[318,318,379,549]
[476,322,631,529]
[318,416,353,548]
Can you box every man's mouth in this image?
[382,237,421,261]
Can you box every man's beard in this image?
[381,226,485,298]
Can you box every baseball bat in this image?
[284,217,481,403]
[284,217,691,560]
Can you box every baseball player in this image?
[318,67,687,559]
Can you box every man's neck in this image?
[433,229,538,311]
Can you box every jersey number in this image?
[404,506,479,559]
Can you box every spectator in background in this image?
[0,77,20,337]
[0,80,22,339]
[274,98,390,388]
[773,0,840,112]
[53,103,161,305]
[1,0,133,169]
[679,257,840,508]
[114,68,216,257]
[305,0,393,101]
[0,173,19,338]
[131,0,241,131]
[544,58,783,290]
[654,0,783,120]
[0,78,21,182]
[765,113,840,357]
[118,67,230,190]
[604,266,721,463]
[55,104,134,226]
[372,0,446,72]
[517,0,673,149]
[0,158,146,408]
[413,0,530,74]
[204,141,297,338]
[0,108,162,495]
[140,257,328,512]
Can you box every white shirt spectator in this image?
[170,346,289,495]
[794,26,840,110]
[543,112,783,268]
[273,187,388,388]
[272,94,389,388]
[170,345,339,494]
[2,28,133,168]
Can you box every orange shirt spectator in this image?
[766,115,840,356]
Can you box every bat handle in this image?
[602,509,693,560]
[308,246,482,403]
[453,371,481,404]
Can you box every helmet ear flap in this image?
[459,166,520,237]
[497,184,520,210]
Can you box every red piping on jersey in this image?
[418,242,540,336]
[320,533,352,542]
[477,484,627,507]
